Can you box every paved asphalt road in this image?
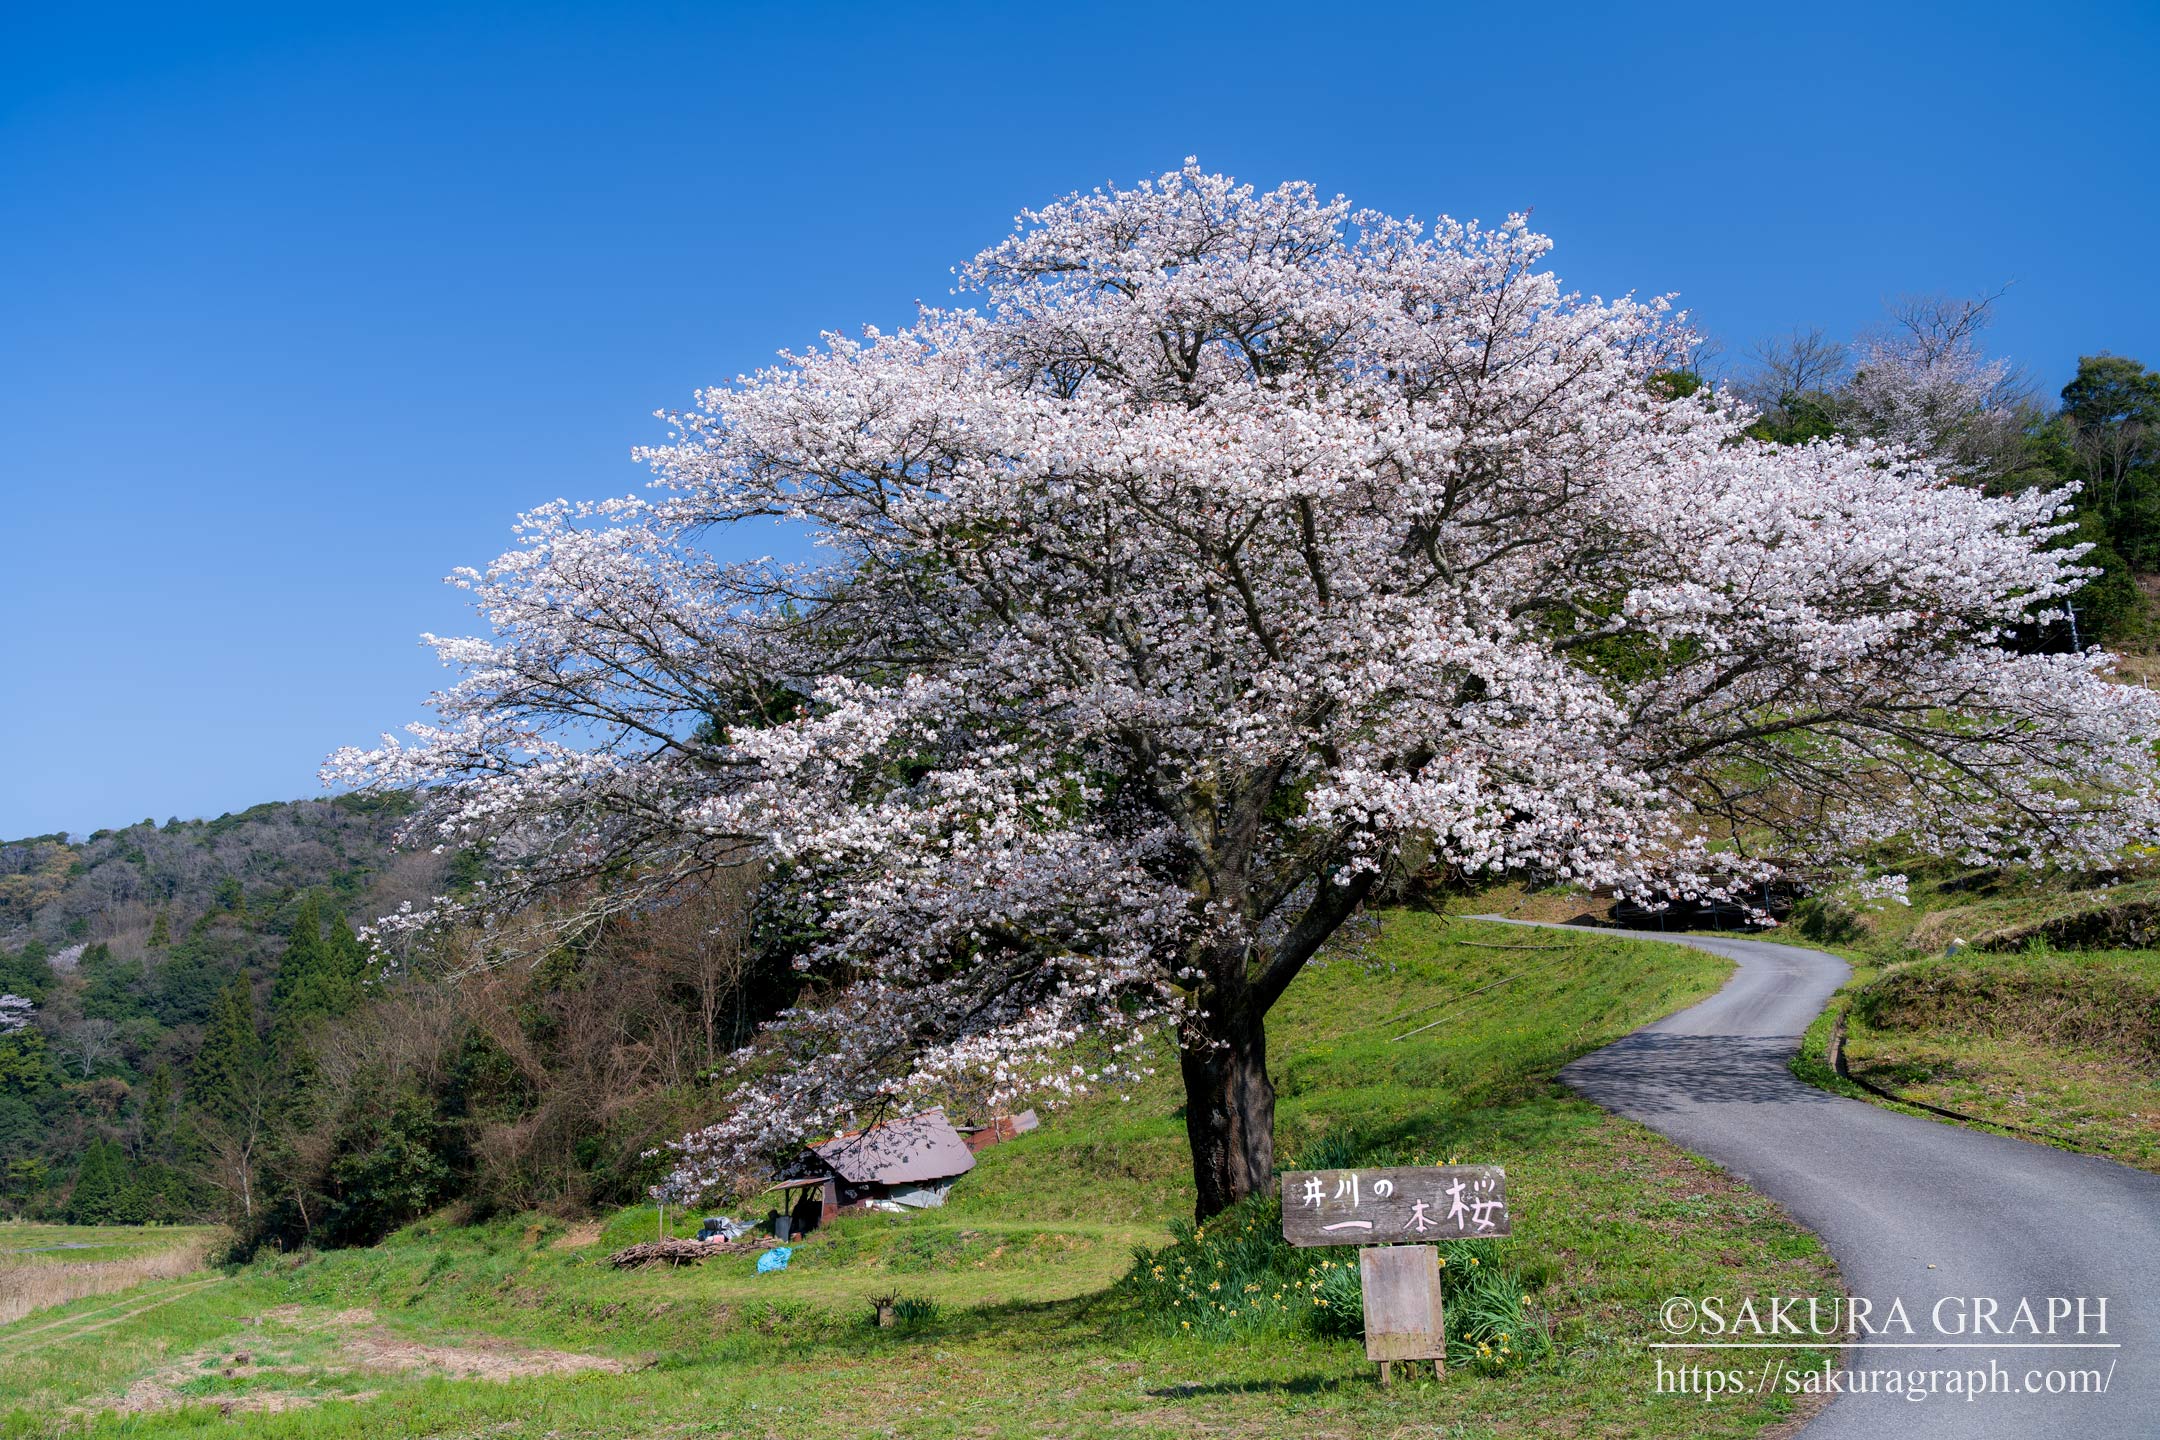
[1479,920,2160,1438]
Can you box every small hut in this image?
[767,1108,979,1238]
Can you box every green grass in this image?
[1786,860,2160,960]
[1792,947,2160,1171]
[0,914,1840,1438]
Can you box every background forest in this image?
[0,797,783,1250]
[5,322,2158,1253]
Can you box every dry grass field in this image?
[0,1223,222,1325]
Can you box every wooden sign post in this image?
[1279,1166,1511,1385]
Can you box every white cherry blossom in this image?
[332,164,2160,1215]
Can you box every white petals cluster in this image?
[332,163,2160,1190]
[0,995,33,1035]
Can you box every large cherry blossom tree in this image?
[335,164,2160,1216]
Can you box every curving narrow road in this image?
[1480,920,2160,1438]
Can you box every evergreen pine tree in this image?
[147,910,172,949]
[66,1141,122,1223]
[269,896,362,1102]
[140,1064,177,1160]
[328,913,368,996]
[213,876,246,915]
[114,1164,150,1224]
[270,894,326,1018]
[191,975,259,1124]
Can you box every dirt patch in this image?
[1466,886,1614,925]
[551,1220,607,1250]
[88,1309,623,1419]
[260,1304,377,1328]
[344,1328,627,1380]
[111,1360,358,1417]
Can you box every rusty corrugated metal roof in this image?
[812,1108,977,1186]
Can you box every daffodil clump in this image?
[1120,1193,1352,1340]
[1442,1241,1552,1373]
[1116,1190,1550,1372]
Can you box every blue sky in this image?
[3,0,2156,838]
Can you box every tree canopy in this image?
[338,164,2160,1214]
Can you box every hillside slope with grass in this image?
[0,914,1839,1439]
[1792,944,2160,1172]
[1768,864,2160,1170]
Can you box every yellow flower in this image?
[1181,1320,1191,1329]
[1469,1257,1480,1267]
[1208,1280,1221,1292]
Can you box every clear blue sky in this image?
[3,1,2156,838]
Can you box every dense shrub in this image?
[322,1091,455,1246]
[1118,1190,1359,1339]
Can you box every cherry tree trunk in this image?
[1180,995,1277,1220]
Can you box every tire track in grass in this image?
[0,1276,225,1358]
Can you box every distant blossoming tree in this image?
[0,994,33,1035]
[334,164,2160,1216]
[1843,292,2034,484]
[1739,291,2035,487]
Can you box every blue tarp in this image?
[756,1245,792,1273]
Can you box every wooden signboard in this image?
[1279,1165,1510,1247]
[1359,1244,1445,1368]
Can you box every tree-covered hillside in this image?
[0,796,776,1253]
[0,796,442,1224]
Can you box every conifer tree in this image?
[65,1141,122,1223]
[270,895,326,1016]
[140,1063,178,1160]
[270,894,362,1032]
[191,975,259,1124]
[327,913,368,996]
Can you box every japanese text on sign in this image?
[1279,1165,1510,1247]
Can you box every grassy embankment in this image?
[0,914,1839,1438]
[1777,867,2160,1171]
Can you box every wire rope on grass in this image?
[1387,974,1520,1042]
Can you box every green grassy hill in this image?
[1792,944,2160,1171]
[0,914,1839,1439]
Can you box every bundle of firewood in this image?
[604,1235,777,1269]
